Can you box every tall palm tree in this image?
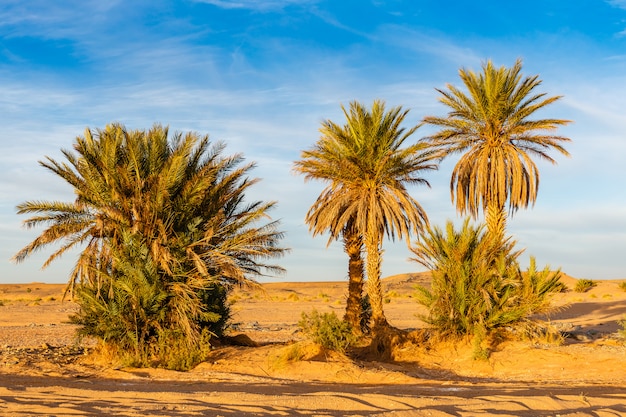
[294,100,438,329]
[14,124,286,363]
[421,59,571,240]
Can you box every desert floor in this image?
[1,273,626,416]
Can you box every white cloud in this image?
[191,0,318,11]
[375,24,482,68]
[607,0,626,10]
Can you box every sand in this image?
[1,274,626,416]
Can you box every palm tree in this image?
[294,100,438,330]
[14,123,286,366]
[421,59,571,240]
[15,123,284,286]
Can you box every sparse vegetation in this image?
[271,343,306,368]
[619,282,626,292]
[575,279,597,293]
[317,292,331,302]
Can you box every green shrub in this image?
[618,282,626,292]
[574,279,596,293]
[411,219,563,357]
[298,310,356,353]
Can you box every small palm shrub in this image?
[574,279,596,293]
[519,257,565,314]
[411,219,563,358]
[70,234,224,370]
[298,310,356,353]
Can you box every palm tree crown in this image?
[421,59,571,237]
[14,124,286,292]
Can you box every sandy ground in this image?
[1,274,626,416]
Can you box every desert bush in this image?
[618,282,626,292]
[574,279,596,293]
[411,219,563,357]
[298,310,356,353]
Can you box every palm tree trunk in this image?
[485,202,507,243]
[364,231,388,330]
[343,225,364,333]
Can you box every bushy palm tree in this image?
[421,59,571,240]
[411,218,563,357]
[411,219,525,337]
[14,123,285,368]
[294,100,438,330]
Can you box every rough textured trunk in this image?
[485,202,507,243]
[364,231,388,330]
[342,224,364,333]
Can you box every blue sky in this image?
[1,0,625,284]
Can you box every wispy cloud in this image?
[607,0,626,10]
[191,0,318,11]
[375,24,481,69]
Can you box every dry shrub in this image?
[270,341,346,370]
[575,279,596,293]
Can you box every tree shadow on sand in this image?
[1,367,626,416]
